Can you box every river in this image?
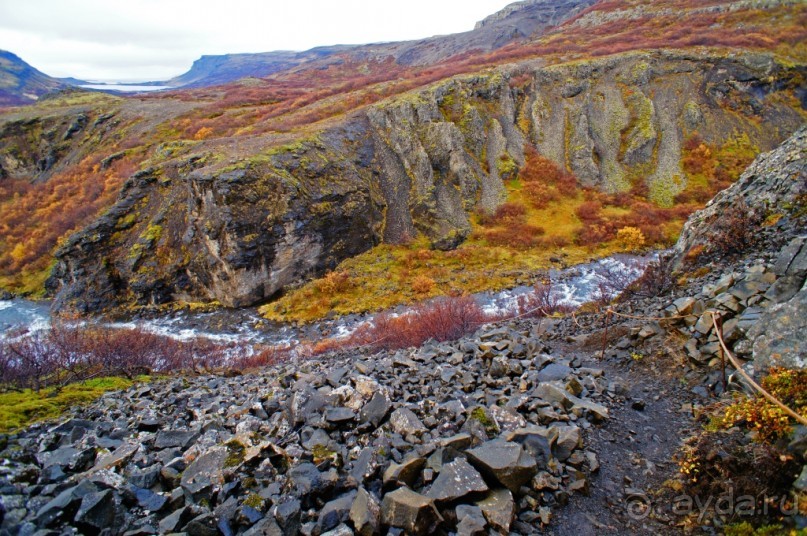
[0,253,653,345]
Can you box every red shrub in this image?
[480,202,527,226]
[575,201,603,223]
[483,223,545,249]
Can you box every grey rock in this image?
[155,429,200,450]
[273,499,302,535]
[466,440,537,493]
[750,288,807,372]
[389,408,427,437]
[773,236,807,277]
[321,524,354,536]
[35,480,97,526]
[476,488,515,533]
[288,387,327,425]
[244,517,284,536]
[536,363,572,382]
[359,392,391,428]
[135,488,168,512]
[184,513,220,536]
[289,463,336,497]
[765,274,803,304]
[350,488,381,536]
[129,466,161,489]
[159,506,195,534]
[318,491,357,532]
[325,407,355,424]
[455,504,487,536]
[181,446,229,492]
[426,458,488,502]
[74,490,118,532]
[554,426,582,461]
[92,442,139,471]
[381,488,442,535]
[383,457,426,487]
[36,446,95,472]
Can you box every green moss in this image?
[724,522,800,536]
[649,174,683,208]
[0,376,147,432]
[311,444,339,465]
[242,493,265,510]
[496,154,518,180]
[469,407,499,438]
[224,440,246,468]
[141,224,162,244]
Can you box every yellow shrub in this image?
[616,226,646,251]
[193,127,214,140]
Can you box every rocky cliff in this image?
[47,50,806,314]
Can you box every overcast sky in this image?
[0,0,516,82]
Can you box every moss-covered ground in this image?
[0,376,148,433]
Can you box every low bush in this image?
[411,275,436,294]
[314,271,352,295]
[708,200,762,257]
[307,295,488,355]
[479,202,527,226]
[515,279,573,318]
[0,324,287,392]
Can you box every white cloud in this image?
[0,0,515,81]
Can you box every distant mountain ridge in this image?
[164,0,595,88]
[0,0,594,102]
[0,50,65,106]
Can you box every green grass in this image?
[0,376,147,433]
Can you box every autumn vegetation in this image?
[0,0,801,306]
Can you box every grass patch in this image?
[0,376,146,433]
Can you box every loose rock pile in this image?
[0,323,619,535]
[644,235,807,389]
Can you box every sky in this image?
[0,0,517,82]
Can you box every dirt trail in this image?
[548,336,698,535]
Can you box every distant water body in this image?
[80,84,173,92]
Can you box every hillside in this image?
[0,0,804,317]
[1,129,805,535]
[0,50,66,106]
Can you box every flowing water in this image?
[0,253,655,345]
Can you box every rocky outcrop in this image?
[0,323,614,535]
[672,126,807,269]
[0,109,117,183]
[656,127,807,376]
[48,51,806,314]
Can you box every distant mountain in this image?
[57,77,91,86]
[0,50,66,106]
[165,0,595,89]
[166,46,354,88]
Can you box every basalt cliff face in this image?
[45,51,805,314]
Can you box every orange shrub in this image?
[314,270,352,295]
[411,275,436,294]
